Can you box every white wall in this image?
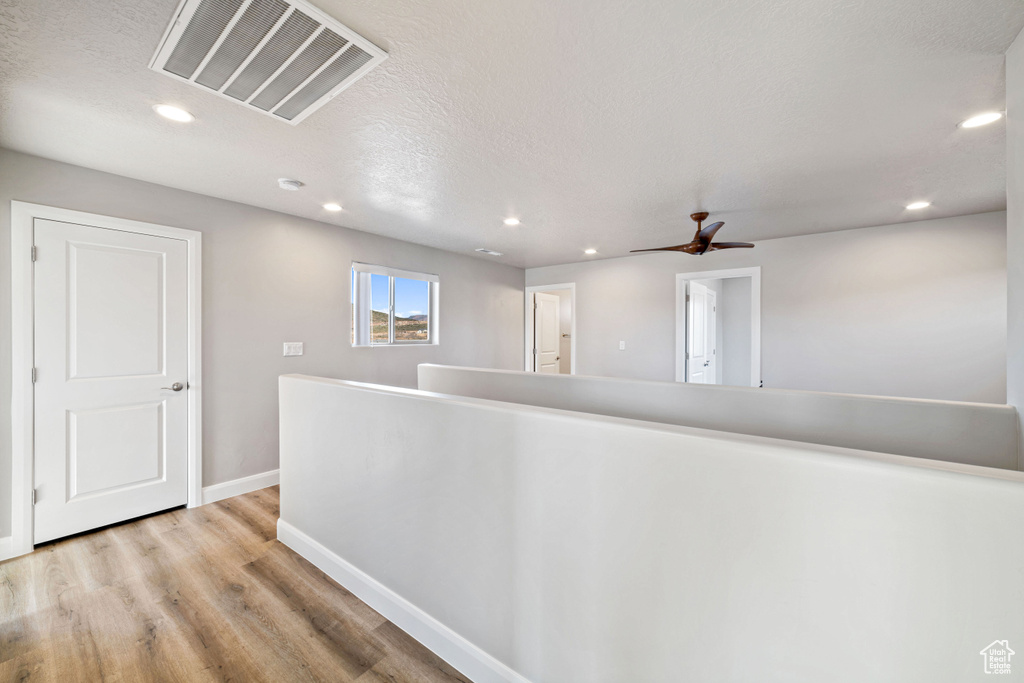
[281,374,1024,683]
[527,213,1007,403]
[721,277,752,386]
[1007,29,1024,469]
[0,148,525,539]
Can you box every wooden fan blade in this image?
[630,246,685,253]
[630,242,702,254]
[706,241,755,251]
[698,221,725,243]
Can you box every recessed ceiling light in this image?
[323,203,342,212]
[503,218,521,226]
[960,112,1003,128]
[475,248,504,256]
[584,248,597,255]
[278,178,304,191]
[906,201,931,210]
[153,104,194,122]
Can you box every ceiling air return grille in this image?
[150,0,387,124]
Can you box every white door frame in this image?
[9,201,202,560]
[675,267,761,387]
[524,283,576,374]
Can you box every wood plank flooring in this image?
[0,486,471,683]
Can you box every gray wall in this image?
[1008,29,1024,470]
[0,148,525,538]
[527,212,1007,403]
[417,365,1020,470]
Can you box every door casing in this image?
[9,201,202,560]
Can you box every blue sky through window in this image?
[394,277,428,318]
[368,274,428,319]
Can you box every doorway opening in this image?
[675,267,760,386]
[524,283,576,374]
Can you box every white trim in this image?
[277,519,532,683]
[10,204,34,559]
[202,469,280,505]
[0,536,12,562]
[524,283,576,375]
[10,202,203,559]
[675,267,761,387]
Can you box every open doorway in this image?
[525,284,576,374]
[675,267,760,387]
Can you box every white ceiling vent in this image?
[150,0,387,124]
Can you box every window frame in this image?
[351,262,439,347]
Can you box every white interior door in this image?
[706,290,718,384]
[534,292,561,373]
[33,218,190,543]
[687,281,710,383]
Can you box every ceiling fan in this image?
[631,212,755,255]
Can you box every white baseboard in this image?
[201,469,280,505]
[0,536,13,563]
[277,519,531,683]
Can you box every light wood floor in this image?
[0,486,471,683]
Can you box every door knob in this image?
[704,361,710,367]
[162,382,184,391]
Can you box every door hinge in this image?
[685,295,690,302]
[31,488,37,505]
[31,367,37,383]
[532,348,537,355]
[31,246,37,262]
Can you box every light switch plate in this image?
[283,342,304,357]
[619,341,626,350]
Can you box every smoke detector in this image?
[475,248,504,257]
[150,0,387,125]
[278,178,304,190]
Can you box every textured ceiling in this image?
[1,0,1022,268]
